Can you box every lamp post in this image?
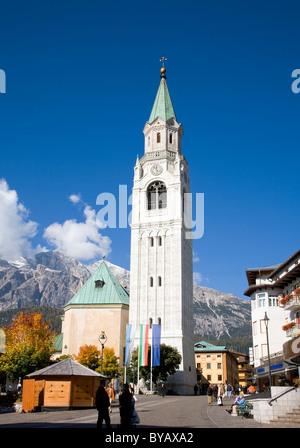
[263,312,272,392]
[98,331,107,374]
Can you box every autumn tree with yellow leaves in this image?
[0,311,56,381]
[74,344,119,377]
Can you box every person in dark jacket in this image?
[194,384,198,395]
[207,385,213,405]
[96,379,111,429]
[212,384,218,403]
[119,383,133,427]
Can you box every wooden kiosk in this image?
[22,358,105,412]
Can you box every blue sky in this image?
[0,0,299,298]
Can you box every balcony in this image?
[280,289,300,311]
[282,318,300,338]
[285,296,300,311]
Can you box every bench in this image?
[236,401,253,418]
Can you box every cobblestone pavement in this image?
[0,395,298,429]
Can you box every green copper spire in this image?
[64,261,129,307]
[149,67,177,123]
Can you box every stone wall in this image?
[249,386,300,423]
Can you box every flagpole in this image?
[150,331,153,393]
[137,344,140,394]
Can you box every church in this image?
[58,63,197,394]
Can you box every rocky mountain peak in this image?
[0,250,251,340]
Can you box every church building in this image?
[129,63,197,394]
[60,261,129,364]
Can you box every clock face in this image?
[151,163,163,176]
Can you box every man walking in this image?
[96,379,111,429]
[119,383,133,427]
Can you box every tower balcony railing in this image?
[141,149,177,162]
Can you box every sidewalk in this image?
[206,395,300,428]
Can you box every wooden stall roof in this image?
[26,358,106,378]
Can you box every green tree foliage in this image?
[128,344,182,384]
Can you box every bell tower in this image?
[129,63,196,394]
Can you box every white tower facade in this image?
[129,66,196,394]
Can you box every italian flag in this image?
[139,324,149,366]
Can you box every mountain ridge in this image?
[0,250,251,341]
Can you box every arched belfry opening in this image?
[147,181,167,210]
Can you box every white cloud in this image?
[193,272,203,285]
[0,179,43,261]
[193,272,210,285]
[193,251,200,263]
[69,194,82,204]
[44,205,112,261]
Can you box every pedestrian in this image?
[161,383,166,398]
[227,383,232,399]
[212,384,218,403]
[223,383,228,398]
[119,383,133,427]
[194,384,198,396]
[106,382,114,413]
[226,392,246,414]
[96,379,111,429]
[247,384,256,394]
[234,382,239,395]
[207,384,213,405]
[217,383,224,406]
[219,383,225,397]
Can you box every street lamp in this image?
[263,312,272,393]
[98,331,107,374]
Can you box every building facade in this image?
[194,341,239,390]
[129,66,197,394]
[60,261,129,364]
[245,249,300,389]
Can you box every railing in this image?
[268,385,298,406]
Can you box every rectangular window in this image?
[253,321,257,336]
[217,363,222,369]
[207,363,211,369]
[269,296,279,307]
[260,320,266,333]
[258,293,266,307]
[218,375,222,381]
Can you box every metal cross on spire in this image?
[160,55,167,68]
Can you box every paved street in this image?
[0,395,298,429]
